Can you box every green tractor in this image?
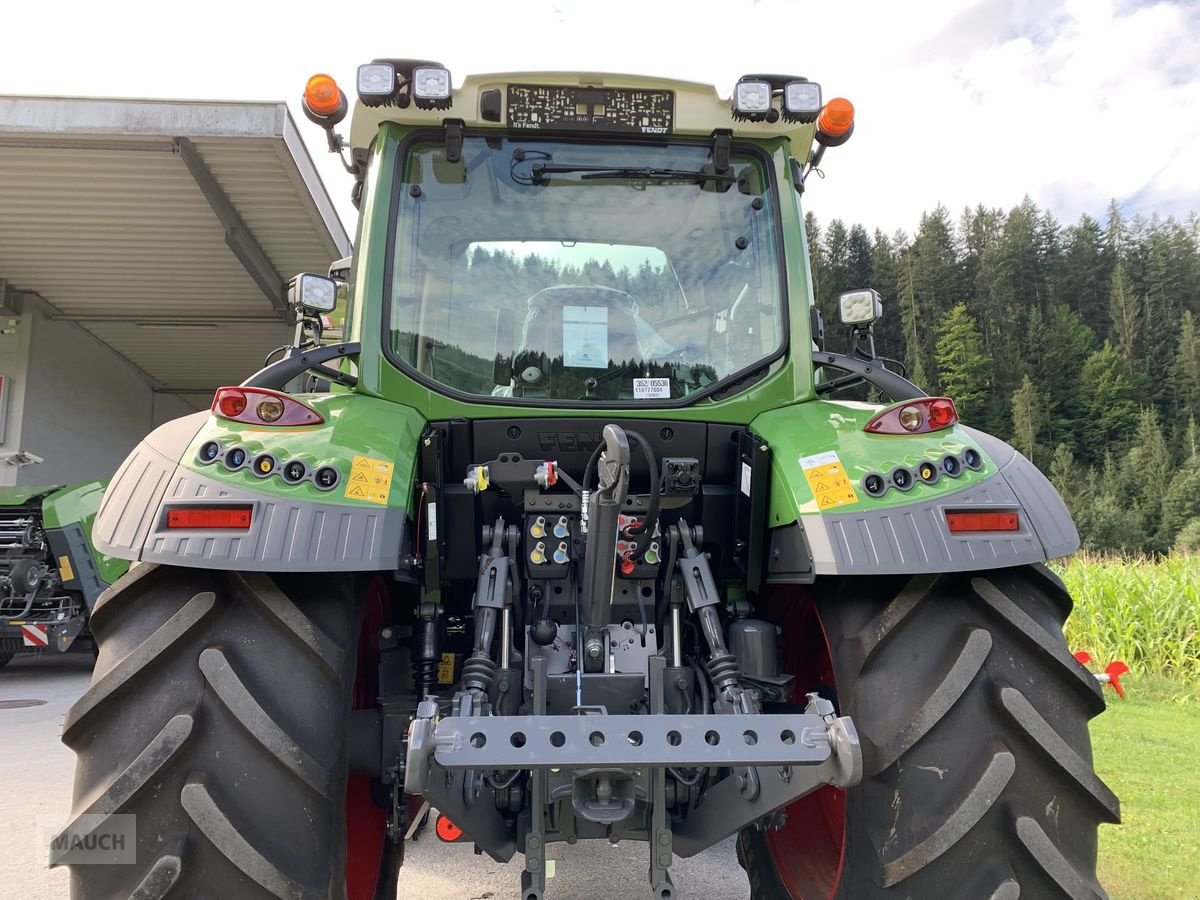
[55,63,1118,899]
[0,480,128,667]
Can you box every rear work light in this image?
[167,506,253,529]
[411,66,452,109]
[864,397,959,435]
[945,510,1020,533]
[212,387,323,427]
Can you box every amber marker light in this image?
[304,74,343,117]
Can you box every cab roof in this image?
[348,70,819,156]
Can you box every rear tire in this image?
[738,564,1120,899]
[58,563,366,899]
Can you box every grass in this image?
[1056,554,1199,686]
[1056,555,1200,896]
[1091,684,1200,898]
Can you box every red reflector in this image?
[945,510,1019,533]
[435,814,463,842]
[167,506,253,529]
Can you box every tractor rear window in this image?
[384,135,785,404]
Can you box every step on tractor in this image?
[55,62,1119,900]
[0,480,127,667]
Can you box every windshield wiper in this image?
[529,163,735,185]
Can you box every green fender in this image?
[750,400,1078,576]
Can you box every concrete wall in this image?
[1,296,200,488]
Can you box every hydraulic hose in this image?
[623,430,661,561]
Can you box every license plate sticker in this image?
[633,377,670,399]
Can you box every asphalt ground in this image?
[1,653,749,899]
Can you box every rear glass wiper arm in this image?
[529,163,736,184]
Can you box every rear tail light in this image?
[865,397,959,435]
[212,387,323,427]
[167,506,253,529]
[945,510,1019,533]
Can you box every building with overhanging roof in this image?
[0,95,350,486]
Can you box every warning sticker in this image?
[799,451,858,510]
[58,555,75,583]
[344,455,394,505]
[437,652,457,684]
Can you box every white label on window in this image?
[562,305,609,369]
[426,502,438,541]
[740,461,752,497]
[633,377,671,399]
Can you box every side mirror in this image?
[288,273,338,315]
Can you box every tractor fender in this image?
[90,400,419,573]
[751,401,1078,580]
[773,429,1077,578]
[91,412,209,564]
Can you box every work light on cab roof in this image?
[733,75,824,124]
[351,61,454,109]
[304,65,859,204]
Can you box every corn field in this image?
[1057,554,1200,683]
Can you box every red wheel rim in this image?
[762,588,846,899]
[346,578,389,900]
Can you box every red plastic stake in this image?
[1102,661,1130,700]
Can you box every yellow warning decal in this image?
[799,451,859,510]
[437,652,457,684]
[344,455,394,505]
[58,555,75,583]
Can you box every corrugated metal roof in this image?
[0,96,351,397]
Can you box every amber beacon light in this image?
[302,73,348,125]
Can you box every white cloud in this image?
[1,0,1196,235]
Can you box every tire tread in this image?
[62,592,216,742]
[199,647,332,798]
[181,779,323,900]
[63,569,360,900]
[738,566,1116,899]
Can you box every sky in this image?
[3,0,1197,241]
